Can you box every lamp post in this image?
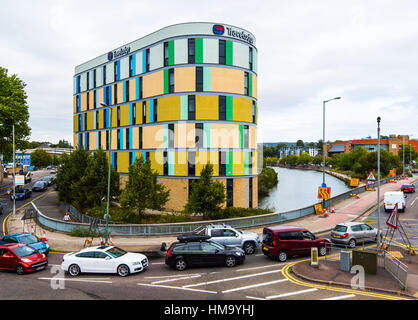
[100,102,113,244]
[377,116,381,250]
[0,123,16,216]
[322,97,341,208]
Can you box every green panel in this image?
[226,96,233,121]
[163,69,169,94]
[239,125,244,149]
[168,40,175,66]
[203,123,211,148]
[203,67,211,92]
[249,73,253,97]
[168,151,175,176]
[180,95,188,120]
[244,152,249,175]
[195,38,203,63]
[226,41,233,66]
[227,151,233,176]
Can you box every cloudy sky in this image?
[1,0,417,144]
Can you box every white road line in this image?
[144,274,201,279]
[183,269,283,288]
[38,277,112,284]
[222,279,288,294]
[410,195,418,207]
[151,262,166,265]
[152,275,201,284]
[266,288,318,300]
[322,294,356,300]
[246,296,267,300]
[137,283,217,294]
[237,264,284,272]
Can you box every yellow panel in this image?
[211,67,244,95]
[89,131,96,151]
[73,96,77,114]
[117,83,123,104]
[80,93,87,112]
[210,123,239,149]
[252,152,258,175]
[89,91,95,109]
[150,151,163,175]
[175,151,188,176]
[111,129,118,150]
[132,127,139,149]
[145,100,150,123]
[249,126,257,149]
[111,107,118,128]
[233,97,252,122]
[86,112,93,130]
[129,79,136,102]
[73,134,78,148]
[73,115,79,132]
[196,95,218,120]
[143,70,164,99]
[143,125,165,149]
[175,123,195,148]
[97,88,104,106]
[195,151,219,177]
[101,130,107,149]
[98,110,104,129]
[120,104,129,126]
[233,152,245,176]
[252,74,258,99]
[117,152,129,173]
[158,96,181,121]
[174,67,195,93]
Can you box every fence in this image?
[33,176,399,236]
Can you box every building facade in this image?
[73,22,259,211]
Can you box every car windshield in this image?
[106,247,127,258]
[13,246,38,257]
[18,235,40,244]
[34,182,44,187]
[333,225,347,232]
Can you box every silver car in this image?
[330,222,379,248]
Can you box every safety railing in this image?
[382,250,409,289]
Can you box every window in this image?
[219,96,226,120]
[219,151,226,176]
[219,40,226,65]
[244,125,249,148]
[93,69,97,87]
[103,65,106,84]
[83,113,87,131]
[249,47,253,70]
[168,68,174,93]
[138,127,143,149]
[129,152,133,165]
[106,86,110,105]
[249,177,253,208]
[86,72,90,90]
[98,131,102,149]
[125,80,129,101]
[138,77,143,99]
[86,92,90,110]
[196,67,203,92]
[153,99,158,122]
[188,38,195,64]
[146,48,150,72]
[226,179,233,207]
[249,152,253,172]
[244,72,249,96]
[201,243,218,253]
[211,229,223,237]
[76,75,80,93]
[163,151,168,175]
[95,110,99,129]
[195,123,203,148]
[361,224,373,231]
[117,106,120,127]
[125,128,130,149]
[188,152,195,176]
[94,252,110,259]
[302,231,315,240]
[85,133,90,150]
[114,152,118,170]
[142,101,146,123]
[117,129,121,149]
[93,90,97,109]
[75,252,95,258]
[168,124,174,148]
[252,101,256,123]
[163,42,169,67]
[188,179,193,199]
[188,95,195,120]
[132,103,136,124]
[224,229,236,237]
[114,61,117,82]
[114,84,117,105]
[129,55,133,77]
[351,225,362,232]
[106,130,109,150]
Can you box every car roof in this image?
[77,245,115,252]
[335,222,364,227]
[4,233,32,238]
[264,225,307,233]
[0,243,26,249]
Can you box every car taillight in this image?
[273,238,277,247]
[62,258,64,262]
[167,247,174,257]
[343,233,349,238]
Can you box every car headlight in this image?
[46,244,50,249]
[21,258,32,263]
[235,252,243,256]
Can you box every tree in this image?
[296,140,305,147]
[30,149,52,168]
[120,155,170,215]
[297,152,311,165]
[184,163,226,218]
[312,155,323,165]
[258,167,278,198]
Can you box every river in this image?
[258,167,350,212]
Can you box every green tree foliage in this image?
[120,155,170,216]
[398,144,417,163]
[297,152,311,165]
[184,163,226,218]
[0,67,31,159]
[296,139,305,147]
[258,167,278,198]
[30,149,52,168]
[312,155,323,165]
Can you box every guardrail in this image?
[382,250,409,289]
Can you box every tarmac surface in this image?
[3,174,418,299]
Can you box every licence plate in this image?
[387,203,392,206]
[333,234,340,238]
[263,247,269,251]
[36,266,45,271]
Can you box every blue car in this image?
[10,187,32,200]
[0,233,50,255]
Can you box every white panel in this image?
[120,56,129,79]
[106,62,114,85]
[253,49,257,73]
[174,38,187,65]
[150,43,163,71]
[89,71,94,90]
[203,38,218,64]
[73,77,77,94]
[233,42,249,69]
[80,73,87,92]
[135,50,143,74]
[96,67,103,87]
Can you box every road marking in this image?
[137,283,217,294]
[151,262,165,265]
[144,274,201,279]
[152,275,201,284]
[237,264,285,272]
[222,279,288,294]
[38,277,112,284]
[322,294,356,300]
[182,269,282,288]
[266,288,318,299]
[246,296,267,300]
[410,195,418,207]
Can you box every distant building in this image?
[279,146,319,158]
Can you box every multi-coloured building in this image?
[73,22,259,211]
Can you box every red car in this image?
[0,243,48,275]
[401,184,415,193]
[261,226,330,262]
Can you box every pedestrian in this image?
[63,212,70,222]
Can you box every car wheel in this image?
[16,265,25,275]
[117,264,130,277]
[319,246,327,256]
[277,250,288,262]
[68,264,81,276]
[175,258,187,271]
[348,239,356,248]
[225,255,237,267]
[243,242,256,255]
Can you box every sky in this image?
[1,0,417,145]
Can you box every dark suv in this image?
[261,226,330,262]
[163,235,245,271]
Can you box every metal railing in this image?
[382,250,409,289]
[33,176,400,236]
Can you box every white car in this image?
[61,246,148,277]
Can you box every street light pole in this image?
[403,135,405,177]
[377,117,381,250]
[100,102,113,245]
[0,123,16,215]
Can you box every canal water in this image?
[258,167,350,212]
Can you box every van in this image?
[384,191,406,212]
[261,226,330,262]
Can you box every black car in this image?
[163,235,245,271]
[32,181,48,192]
[0,202,3,215]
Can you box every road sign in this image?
[318,187,331,199]
[366,171,376,181]
[15,175,25,186]
[389,169,396,177]
[350,178,359,187]
[386,204,398,229]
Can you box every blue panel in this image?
[129,128,133,149]
[77,95,81,113]
[116,61,120,81]
[142,152,146,162]
[120,129,123,150]
[79,114,83,132]
[123,82,127,103]
[142,50,146,73]
[105,109,109,129]
[132,53,136,76]
[149,100,154,123]
[85,132,88,149]
[111,152,115,168]
[78,133,82,149]
[129,104,133,125]
[108,86,112,105]
[76,76,80,93]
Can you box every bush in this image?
[69,227,101,237]
[258,167,278,198]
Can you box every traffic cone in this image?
[41,231,47,241]
[108,233,114,246]
[356,195,360,199]
[99,237,104,245]
[324,210,328,217]
[31,225,35,235]
[331,207,335,213]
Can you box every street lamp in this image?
[0,123,16,216]
[377,116,381,250]
[100,102,113,245]
[322,97,341,208]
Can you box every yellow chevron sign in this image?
[318,187,331,199]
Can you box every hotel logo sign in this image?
[107,46,131,61]
[212,25,254,45]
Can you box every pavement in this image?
[4,174,418,299]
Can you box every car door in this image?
[360,224,375,242]
[350,224,364,243]
[222,229,241,247]
[93,251,115,273]
[0,249,17,270]
[75,251,96,272]
[185,243,203,266]
[300,231,317,254]
[200,242,222,266]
